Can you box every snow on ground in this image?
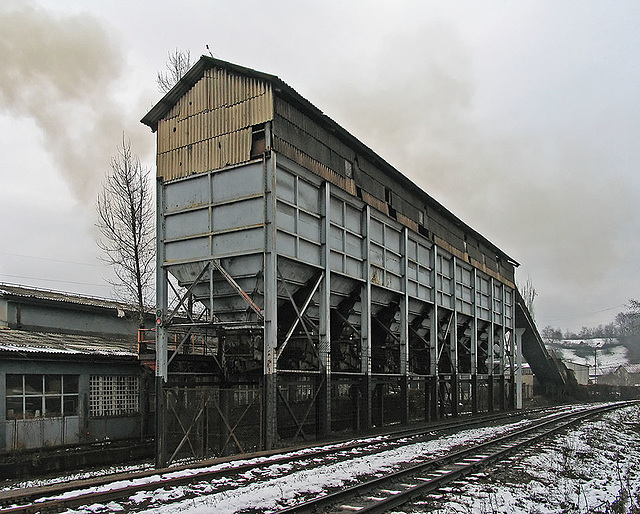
[128,419,544,514]
[22,403,640,513]
[63,406,599,514]
[2,435,389,493]
[555,345,628,375]
[60,414,546,514]
[1,462,155,492]
[413,404,640,513]
[546,339,630,375]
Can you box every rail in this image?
[282,401,639,513]
[1,403,634,513]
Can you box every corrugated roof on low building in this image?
[0,326,137,359]
[0,283,156,338]
[625,363,640,374]
[0,283,139,313]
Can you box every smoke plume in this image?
[0,2,147,203]
[312,24,638,327]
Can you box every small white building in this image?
[563,361,590,385]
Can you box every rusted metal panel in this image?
[274,137,357,196]
[360,190,387,214]
[396,212,419,233]
[157,69,274,180]
[158,129,253,181]
[274,98,355,165]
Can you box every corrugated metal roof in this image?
[0,327,137,358]
[0,283,141,313]
[142,57,284,132]
[624,363,640,374]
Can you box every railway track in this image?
[281,401,639,513]
[0,404,626,513]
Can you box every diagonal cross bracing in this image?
[276,270,324,361]
[212,259,264,321]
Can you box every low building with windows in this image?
[0,284,152,453]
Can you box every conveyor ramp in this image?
[515,290,572,395]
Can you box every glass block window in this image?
[6,374,79,420]
[89,375,139,417]
[294,383,314,402]
[234,384,259,406]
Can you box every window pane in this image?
[63,395,79,416]
[25,396,43,418]
[6,397,23,420]
[64,375,79,394]
[6,374,23,396]
[45,397,62,417]
[45,375,62,394]
[24,375,43,395]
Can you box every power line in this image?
[0,250,106,267]
[0,273,111,288]
[544,304,626,322]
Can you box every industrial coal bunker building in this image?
[142,57,526,467]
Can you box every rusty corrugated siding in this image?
[157,68,274,180]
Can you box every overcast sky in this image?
[1,0,639,332]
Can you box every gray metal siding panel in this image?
[162,162,266,264]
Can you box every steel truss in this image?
[156,256,266,467]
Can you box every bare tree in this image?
[519,275,538,320]
[616,299,640,336]
[97,136,155,327]
[156,48,191,93]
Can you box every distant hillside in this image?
[544,338,629,376]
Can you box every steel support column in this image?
[471,269,478,414]
[487,277,495,413]
[400,227,409,425]
[361,205,373,429]
[263,153,278,449]
[451,257,458,418]
[430,245,439,420]
[155,177,168,469]
[318,181,332,437]
[515,327,524,410]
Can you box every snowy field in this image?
[55,403,640,514]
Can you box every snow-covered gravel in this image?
[113,421,540,513]
[61,409,575,513]
[12,403,639,513]
[412,404,640,513]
